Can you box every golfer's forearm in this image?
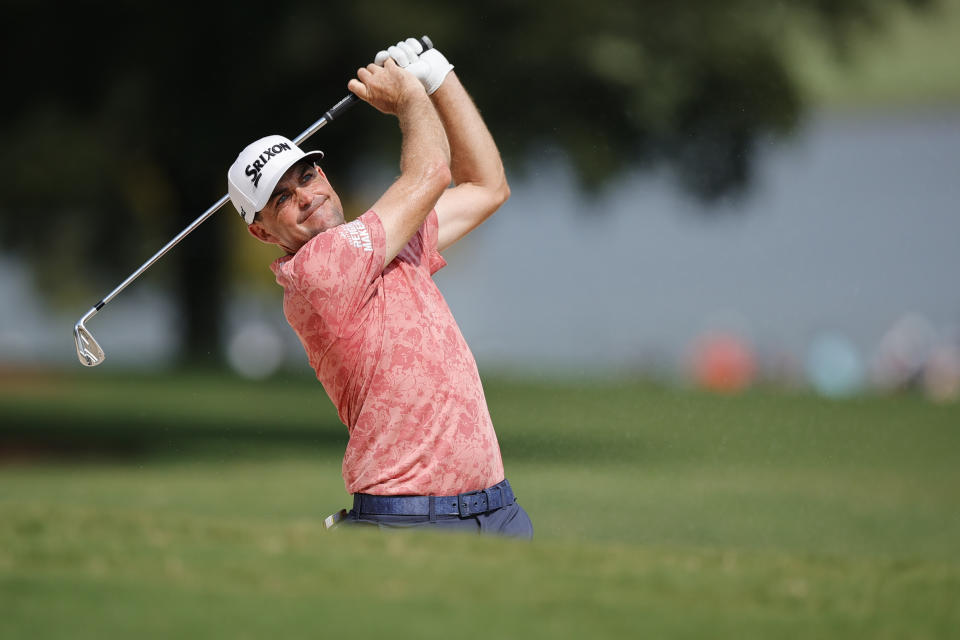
[431,73,509,201]
[397,92,450,178]
[371,92,451,265]
[392,92,451,234]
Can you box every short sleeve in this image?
[423,209,447,275]
[274,210,386,335]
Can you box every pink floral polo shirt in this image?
[271,210,505,496]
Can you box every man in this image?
[226,38,533,538]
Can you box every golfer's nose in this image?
[295,186,312,208]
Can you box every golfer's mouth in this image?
[299,196,328,224]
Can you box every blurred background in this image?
[2,1,959,637]
[1,0,958,400]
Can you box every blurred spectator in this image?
[922,333,960,403]
[805,330,865,398]
[870,313,937,391]
[227,321,285,380]
[689,331,757,393]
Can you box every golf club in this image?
[74,36,434,367]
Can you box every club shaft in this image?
[90,117,334,312]
[96,193,225,308]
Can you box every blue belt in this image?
[353,479,515,518]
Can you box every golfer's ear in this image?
[247,222,276,245]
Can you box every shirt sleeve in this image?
[423,209,447,275]
[384,209,448,275]
[279,210,386,336]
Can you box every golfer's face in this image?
[257,161,345,253]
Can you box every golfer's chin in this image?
[305,206,344,231]
[287,213,344,253]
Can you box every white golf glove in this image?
[375,38,453,95]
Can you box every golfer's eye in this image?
[277,193,289,206]
[300,171,314,185]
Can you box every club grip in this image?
[323,94,359,122]
[323,36,435,122]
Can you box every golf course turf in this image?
[1,371,957,638]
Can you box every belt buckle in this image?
[457,490,480,517]
[480,489,502,513]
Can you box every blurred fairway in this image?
[1,371,958,638]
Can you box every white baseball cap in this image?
[227,134,324,224]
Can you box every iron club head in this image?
[74,316,105,367]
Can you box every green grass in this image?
[1,371,958,638]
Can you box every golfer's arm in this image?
[370,93,452,268]
[432,72,510,252]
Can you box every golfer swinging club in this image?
[226,38,533,538]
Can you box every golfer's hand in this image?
[375,38,454,95]
[348,58,426,115]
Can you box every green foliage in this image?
[788,0,960,107]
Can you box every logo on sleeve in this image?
[338,220,373,252]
